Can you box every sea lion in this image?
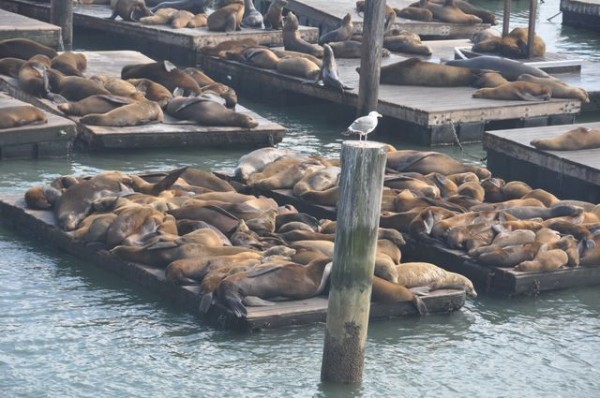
[17,60,52,98]
[317,44,352,92]
[0,38,57,60]
[446,55,550,81]
[371,276,426,314]
[283,12,324,58]
[169,10,195,28]
[473,81,551,101]
[318,13,354,45]
[241,0,264,29]
[500,181,532,200]
[235,148,307,181]
[530,126,600,151]
[124,79,170,108]
[50,52,87,77]
[327,40,363,59]
[108,0,153,21]
[48,71,112,102]
[250,158,325,190]
[474,71,510,88]
[0,58,26,78]
[165,253,261,285]
[90,76,145,100]
[207,0,244,32]
[216,257,333,317]
[457,180,485,201]
[24,185,61,210]
[121,61,202,96]
[371,58,481,87]
[471,28,501,45]
[0,105,47,129]
[515,246,568,272]
[263,0,287,30]
[396,7,434,22]
[292,166,341,207]
[276,57,321,80]
[383,31,432,55]
[150,0,208,14]
[499,27,546,59]
[517,74,589,103]
[80,100,164,127]
[57,94,135,116]
[407,206,459,241]
[167,204,241,235]
[228,46,280,70]
[139,7,178,25]
[200,38,259,58]
[416,0,482,24]
[166,95,257,128]
[395,262,477,297]
[386,150,491,178]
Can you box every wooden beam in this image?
[50,0,72,50]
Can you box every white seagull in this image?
[342,111,383,142]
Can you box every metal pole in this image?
[50,0,73,51]
[502,0,511,37]
[528,0,538,58]
[321,140,387,384]
[356,0,386,117]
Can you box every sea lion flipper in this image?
[146,241,178,250]
[198,292,214,313]
[107,10,118,20]
[246,264,283,278]
[410,286,431,296]
[413,295,428,315]
[150,166,189,195]
[242,296,276,306]
[163,60,177,72]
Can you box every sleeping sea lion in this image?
[530,126,600,151]
[473,81,551,101]
[80,100,164,127]
[517,74,589,103]
[57,94,135,116]
[416,0,482,24]
[121,60,202,95]
[127,78,173,107]
[0,38,57,60]
[0,105,47,129]
[395,262,477,297]
[0,58,25,78]
[166,95,257,128]
[51,52,87,77]
[386,150,491,178]
[446,55,550,81]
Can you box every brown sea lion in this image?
[0,105,47,129]
[17,60,52,98]
[407,206,459,241]
[80,100,164,127]
[457,180,485,201]
[139,7,178,24]
[327,40,364,59]
[167,204,241,235]
[108,0,152,21]
[468,228,537,258]
[383,31,432,55]
[501,181,533,200]
[522,189,560,207]
[169,10,194,28]
[477,241,542,267]
[48,71,112,101]
[386,150,491,178]
[166,254,261,285]
[292,166,341,207]
[216,257,333,317]
[0,58,26,78]
[396,7,433,22]
[24,185,61,210]
[395,262,477,297]
[318,13,354,45]
[229,47,281,69]
[473,81,551,101]
[0,38,57,60]
[474,71,510,88]
[126,78,173,107]
[517,74,589,103]
[207,0,244,32]
[515,246,568,272]
[530,126,600,151]
[385,175,440,198]
[182,67,215,87]
[121,61,202,95]
[271,49,324,68]
[276,57,321,80]
[179,168,235,192]
[416,0,482,24]
[50,52,87,77]
[283,12,324,58]
[370,57,481,87]
[446,222,496,250]
[499,27,546,59]
[57,94,135,116]
[91,75,145,100]
[580,232,600,267]
[199,82,238,109]
[263,0,287,30]
[371,276,426,315]
[200,38,259,58]
[165,95,257,128]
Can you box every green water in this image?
[1,1,600,396]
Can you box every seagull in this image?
[342,111,383,142]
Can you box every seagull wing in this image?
[348,115,377,133]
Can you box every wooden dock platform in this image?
[0,194,466,331]
[197,52,581,146]
[0,92,77,159]
[0,0,319,64]
[483,122,600,203]
[561,0,600,32]
[0,50,286,150]
[255,0,490,39]
[0,8,61,48]
[234,185,600,296]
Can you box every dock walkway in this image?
[0,8,60,48]
[483,121,600,203]
[561,0,600,31]
[0,92,76,159]
[0,51,286,150]
[0,0,318,64]
[198,51,581,146]
[256,0,490,39]
[0,194,466,331]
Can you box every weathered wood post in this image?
[50,0,73,51]
[321,140,387,384]
[356,0,386,117]
[502,0,511,37]
[527,0,538,59]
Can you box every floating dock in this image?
[0,194,466,331]
[0,50,286,150]
[197,52,581,146]
[255,0,490,39]
[0,8,61,48]
[0,92,77,159]
[561,0,600,32]
[235,185,600,296]
[483,122,600,203]
[0,0,319,64]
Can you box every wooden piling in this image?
[356,0,385,117]
[50,0,72,50]
[321,140,387,384]
[502,0,511,37]
[527,0,538,59]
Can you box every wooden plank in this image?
[0,8,60,48]
[240,183,600,296]
[256,0,491,39]
[0,93,77,158]
[0,50,287,149]
[0,194,466,332]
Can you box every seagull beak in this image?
[377,112,383,118]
